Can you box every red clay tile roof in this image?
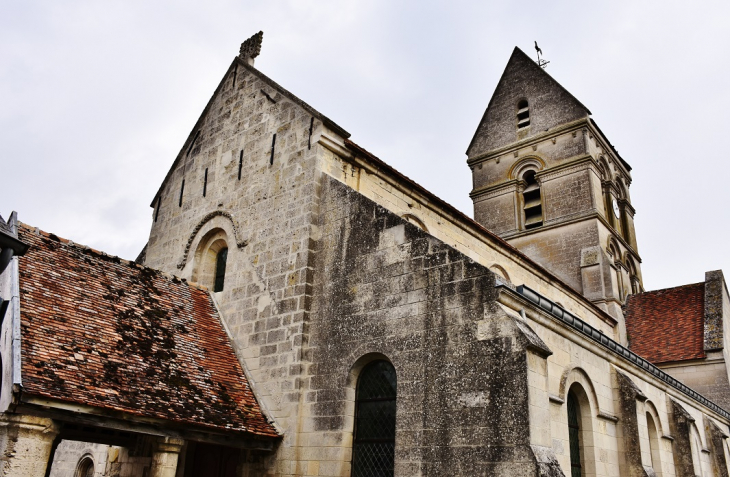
[17,224,278,438]
[625,282,706,364]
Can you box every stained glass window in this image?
[352,360,397,477]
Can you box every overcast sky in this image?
[1,0,728,292]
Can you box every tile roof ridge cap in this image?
[17,221,194,285]
[637,281,705,296]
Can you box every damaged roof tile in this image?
[17,224,278,438]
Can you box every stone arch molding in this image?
[401,213,428,232]
[178,211,248,270]
[509,156,546,181]
[644,399,664,436]
[489,263,511,283]
[558,366,602,416]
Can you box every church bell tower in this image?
[466,47,643,326]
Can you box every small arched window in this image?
[626,257,640,295]
[690,424,704,476]
[517,99,530,129]
[522,170,543,229]
[646,412,661,472]
[567,390,583,477]
[352,360,397,477]
[75,457,95,477]
[214,248,228,292]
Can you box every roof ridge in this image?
[17,222,210,292]
[150,55,350,207]
[345,139,620,327]
[633,281,705,297]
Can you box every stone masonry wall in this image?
[467,48,589,157]
[48,440,109,477]
[319,144,619,340]
[508,221,600,294]
[142,62,339,474]
[300,176,549,476]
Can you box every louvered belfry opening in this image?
[567,391,582,477]
[352,360,397,477]
[517,99,530,128]
[522,170,543,229]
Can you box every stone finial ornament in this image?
[239,31,263,65]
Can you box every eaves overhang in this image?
[505,282,730,424]
[0,234,29,256]
[16,393,279,451]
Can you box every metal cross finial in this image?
[534,41,550,69]
[239,31,264,65]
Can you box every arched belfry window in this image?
[75,457,95,477]
[352,360,397,477]
[517,99,530,129]
[567,390,583,477]
[214,247,228,292]
[522,170,543,229]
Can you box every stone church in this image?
[1,32,729,476]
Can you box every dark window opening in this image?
[203,168,208,197]
[238,150,243,180]
[214,248,228,293]
[179,179,185,207]
[352,360,397,477]
[567,391,582,477]
[522,170,543,229]
[75,457,95,477]
[517,99,530,128]
[269,134,276,165]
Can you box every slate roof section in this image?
[625,283,706,364]
[16,224,278,438]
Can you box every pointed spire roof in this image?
[467,47,591,158]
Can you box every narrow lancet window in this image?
[203,168,208,197]
[517,99,530,128]
[352,360,397,477]
[179,179,185,207]
[567,390,582,477]
[214,248,228,292]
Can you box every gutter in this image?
[512,283,730,424]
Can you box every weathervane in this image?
[534,41,550,69]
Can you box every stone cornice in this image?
[502,284,730,424]
[498,210,642,265]
[470,180,519,201]
[319,133,636,330]
[584,121,632,179]
[467,118,590,166]
[536,155,596,182]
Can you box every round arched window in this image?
[75,456,94,477]
[352,360,397,477]
[214,247,228,293]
